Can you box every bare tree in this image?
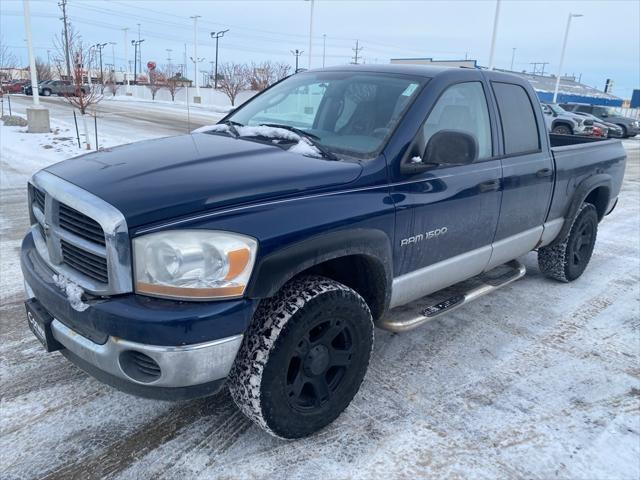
[0,37,18,84]
[249,61,291,91]
[35,57,54,82]
[146,69,165,100]
[163,68,183,102]
[218,62,249,106]
[54,28,102,149]
[104,70,120,97]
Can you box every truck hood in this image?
[45,133,363,228]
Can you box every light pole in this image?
[510,47,516,71]
[23,0,50,132]
[93,43,108,85]
[166,48,173,77]
[190,14,202,101]
[109,42,116,73]
[307,0,315,69]
[291,49,303,73]
[131,39,144,85]
[552,13,583,103]
[322,33,326,68]
[210,29,228,89]
[487,0,501,70]
[123,28,129,92]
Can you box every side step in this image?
[378,260,526,332]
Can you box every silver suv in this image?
[541,103,593,136]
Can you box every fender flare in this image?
[549,173,611,247]
[246,228,393,301]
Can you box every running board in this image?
[378,260,526,332]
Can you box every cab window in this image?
[421,82,492,160]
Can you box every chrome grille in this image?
[28,171,132,295]
[61,239,109,283]
[59,203,106,246]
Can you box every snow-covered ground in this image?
[1,114,639,479]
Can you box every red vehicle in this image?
[591,125,607,138]
[1,80,28,94]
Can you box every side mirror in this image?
[401,130,478,175]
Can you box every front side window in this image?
[492,82,540,155]
[227,72,425,158]
[421,82,492,160]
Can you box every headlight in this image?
[133,230,257,300]
[633,121,639,128]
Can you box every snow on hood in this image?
[192,124,322,158]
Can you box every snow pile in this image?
[193,124,322,158]
[52,274,89,312]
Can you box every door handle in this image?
[536,168,553,178]
[479,179,500,192]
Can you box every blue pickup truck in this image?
[21,65,626,439]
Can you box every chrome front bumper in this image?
[51,319,243,388]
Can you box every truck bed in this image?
[547,135,627,222]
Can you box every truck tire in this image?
[538,203,598,282]
[616,124,628,138]
[552,124,572,135]
[228,275,374,439]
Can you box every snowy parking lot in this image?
[1,101,639,479]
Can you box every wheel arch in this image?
[549,174,611,247]
[552,120,574,133]
[246,229,393,321]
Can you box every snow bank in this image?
[52,274,89,312]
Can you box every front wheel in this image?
[616,124,628,138]
[42,89,51,96]
[552,124,572,135]
[228,275,374,439]
[538,203,598,282]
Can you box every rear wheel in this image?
[616,124,628,137]
[538,203,598,282]
[552,124,572,135]
[228,275,374,439]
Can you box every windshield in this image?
[548,104,566,114]
[227,71,426,158]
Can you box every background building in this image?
[389,57,623,107]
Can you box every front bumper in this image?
[21,231,254,400]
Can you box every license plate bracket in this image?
[25,299,64,352]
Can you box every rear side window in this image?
[492,82,540,155]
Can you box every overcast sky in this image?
[1,0,638,98]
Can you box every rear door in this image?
[486,80,554,269]
[390,79,502,307]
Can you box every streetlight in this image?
[307,0,314,69]
[131,39,145,85]
[291,49,303,73]
[552,13,583,103]
[190,14,202,101]
[92,43,108,84]
[210,29,229,89]
[487,0,501,70]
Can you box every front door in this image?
[390,80,502,308]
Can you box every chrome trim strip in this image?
[51,319,242,387]
[389,245,492,309]
[29,171,132,295]
[539,218,564,247]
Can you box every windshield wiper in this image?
[218,119,243,138]
[259,123,338,160]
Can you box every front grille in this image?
[29,171,132,295]
[59,203,106,246]
[61,240,109,283]
[33,186,45,212]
